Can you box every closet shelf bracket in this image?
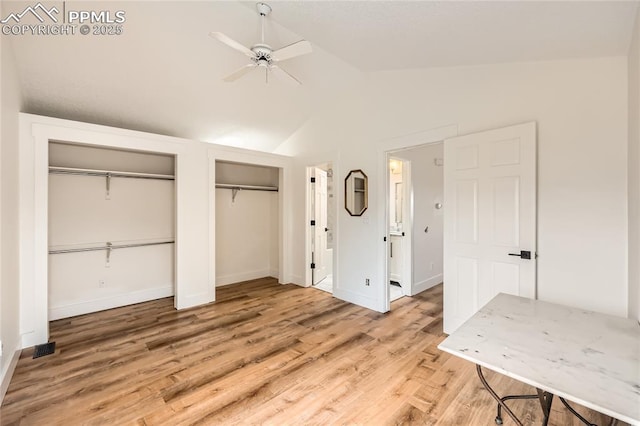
[106,173,111,200]
[105,242,113,267]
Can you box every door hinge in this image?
[310,177,316,183]
[310,263,316,269]
[310,220,316,226]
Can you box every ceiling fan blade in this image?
[209,32,255,58]
[223,64,257,82]
[270,65,302,85]
[271,40,312,62]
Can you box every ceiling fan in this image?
[210,2,312,85]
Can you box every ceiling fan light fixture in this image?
[209,2,312,85]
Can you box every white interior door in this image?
[443,122,537,334]
[313,168,328,284]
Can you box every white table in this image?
[438,293,640,426]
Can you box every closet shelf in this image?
[49,240,175,255]
[49,166,175,180]
[215,183,278,192]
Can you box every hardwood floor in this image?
[1,278,619,425]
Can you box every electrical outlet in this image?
[99,280,106,288]
[365,278,370,286]
[430,262,434,271]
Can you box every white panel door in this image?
[443,122,536,334]
[313,168,328,284]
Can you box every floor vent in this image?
[33,342,56,359]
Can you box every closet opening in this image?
[47,141,176,321]
[214,160,280,290]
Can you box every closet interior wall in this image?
[215,161,279,286]
[48,142,175,320]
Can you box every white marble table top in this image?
[438,293,640,425]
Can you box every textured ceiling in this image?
[265,1,638,71]
[5,1,638,153]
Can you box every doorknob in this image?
[508,250,531,260]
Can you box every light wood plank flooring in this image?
[1,278,619,425]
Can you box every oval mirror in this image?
[345,169,368,216]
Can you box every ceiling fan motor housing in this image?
[251,44,273,67]
[210,1,311,84]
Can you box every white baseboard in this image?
[333,287,385,313]
[411,274,443,296]
[288,274,304,286]
[269,268,279,279]
[49,286,174,320]
[176,289,214,310]
[216,269,273,287]
[1,346,21,405]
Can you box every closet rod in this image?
[49,240,175,255]
[215,183,278,192]
[49,166,175,180]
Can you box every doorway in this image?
[308,164,335,293]
[386,143,445,305]
[388,157,410,302]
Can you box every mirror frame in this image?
[345,169,368,216]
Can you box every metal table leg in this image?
[536,388,554,426]
[476,364,616,426]
[476,364,527,425]
[559,397,597,426]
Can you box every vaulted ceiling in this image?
[6,1,638,152]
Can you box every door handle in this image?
[508,250,531,260]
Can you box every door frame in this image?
[305,162,337,288]
[386,155,413,297]
[378,125,459,311]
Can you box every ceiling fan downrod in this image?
[257,2,272,44]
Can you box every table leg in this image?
[476,364,525,426]
[536,388,554,426]
[559,397,597,426]
[496,395,540,424]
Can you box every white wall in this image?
[49,142,175,174]
[278,57,629,317]
[0,35,23,399]
[215,161,280,286]
[628,9,640,322]
[47,143,176,320]
[396,144,444,295]
[215,190,279,286]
